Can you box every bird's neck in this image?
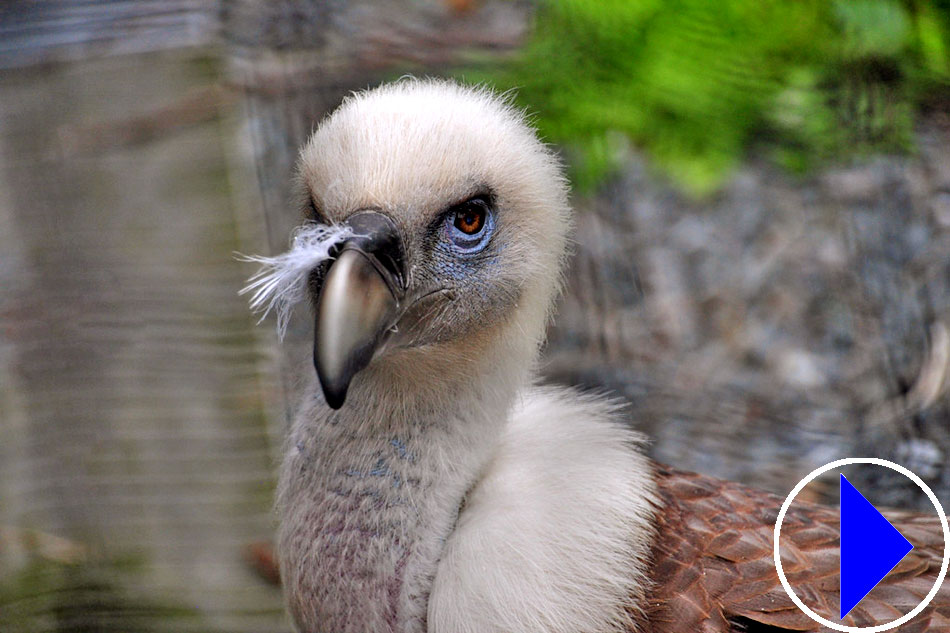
[277,339,532,633]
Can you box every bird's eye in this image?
[444,197,494,253]
[453,203,485,235]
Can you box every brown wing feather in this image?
[641,463,950,632]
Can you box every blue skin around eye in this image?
[432,255,472,282]
[446,209,495,254]
[432,210,496,281]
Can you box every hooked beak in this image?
[314,211,407,409]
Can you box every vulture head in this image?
[246,79,950,633]
[296,81,570,409]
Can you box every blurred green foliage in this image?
[472,0,950,195]
[0,555,203,633]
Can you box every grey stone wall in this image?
[548,123,950,509]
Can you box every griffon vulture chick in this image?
[248,79,950,633]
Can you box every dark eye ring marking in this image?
[307,195,326,222]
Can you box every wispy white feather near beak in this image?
[237,223,352,340]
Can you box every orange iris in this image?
[454,205,485,235]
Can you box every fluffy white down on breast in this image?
[428,385,659,633]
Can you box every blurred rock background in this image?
[0,0,948,631]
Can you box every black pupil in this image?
[455,204,484,234]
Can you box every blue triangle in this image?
[840,474,914,619]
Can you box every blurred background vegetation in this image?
[482,0,950,193]
[1,0,949,631]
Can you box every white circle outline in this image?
[773,457,949,633]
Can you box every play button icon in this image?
[839,474,914,618]
[774,457,950,632]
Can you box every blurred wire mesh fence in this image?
[0,49,286,633]
[1,1,949,631]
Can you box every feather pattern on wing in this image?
[640,464,950,632]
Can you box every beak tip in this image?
[315,356,350,409]
[325,392,347,410]
[319,376,348,410]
